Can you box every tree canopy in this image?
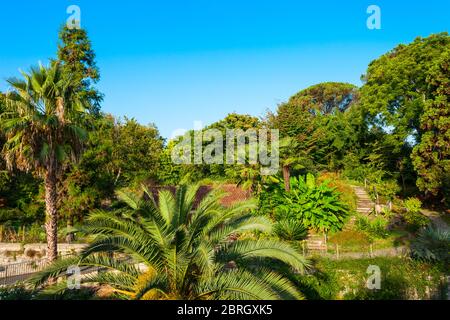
[360,32,450,200]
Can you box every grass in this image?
[298,256,448,300]
[327,228,410,254]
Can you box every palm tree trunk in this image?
[44,167,58,262]
[283,165,291,192]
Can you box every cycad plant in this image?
[273,220,308,242]
[411,225,450,263]
[1,62,90,261]
[30,184,309,300]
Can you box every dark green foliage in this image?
[273,219,308,241]
[0,284,36,300]
[355,215,389,240]
[260,174,349,233]
[58,115,164,224]
[31,184,309,300]
[404,212,430,233]
[411,225,450,263]
[361,32,450,201]
[58,26,103,114]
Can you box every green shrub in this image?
[260,174,349,233]
[404,211,429,232]
[373,180,401,203]
[27,223,46,243]
[0,284,35,300]
[411,225,450,263]
[273,219,308,241]
[355,215,389,239]
[0,208,21,224]
[404,198,422,214]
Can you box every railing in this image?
[300,241,409,260]
[0,258,49,286]
[0,253,117,287]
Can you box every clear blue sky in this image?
[0,0,449,138]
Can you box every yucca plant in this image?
[411,225,450,263]
[30,184,309,300]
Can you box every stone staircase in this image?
[304,186,376,253]
[352,186,375,215]
[305,234,328,252]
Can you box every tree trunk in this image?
[282,165,291,192]
[66,217,75,244]
[44,167,58,262]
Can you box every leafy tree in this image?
[58,26,102,114]
[268,83,360,174]
[1,62,90,261]
[360,33,450,200]
[57,115,164,230]
[411,43,450,201]
[31,184,309,300]
[112,118,164,185]
[160,113,264,186]
[288,82,358,115]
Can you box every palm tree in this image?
[1,62,90,262]
[31,184,309,300]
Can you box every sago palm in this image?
[30,184,309,300]
[1,62,90,261]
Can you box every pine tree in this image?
[58,25,103,114]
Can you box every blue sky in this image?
[0,0,449,138]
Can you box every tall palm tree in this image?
[1,62,90,262]
[31,184,309,300]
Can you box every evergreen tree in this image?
[58,26,103,114]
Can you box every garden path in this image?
[352,186,375,215]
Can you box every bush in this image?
[404,211,429,233]
[0,208,21,224]
[355,215,389,239]
[273,219,308,241]
[260,174,350,233]
[404,198,422,214]
[411,225,450,263]
[0,284,35,300]
[318,172,358,212]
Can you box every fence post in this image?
[369,244,373,258]
[0,225,3,242]
[336,244,340,260]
